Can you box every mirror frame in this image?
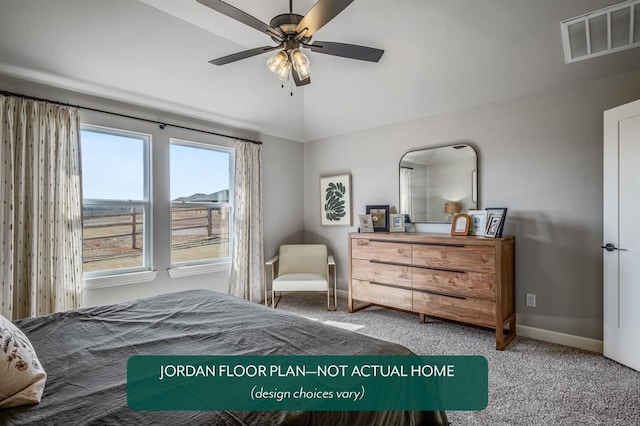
[399,143,479,224]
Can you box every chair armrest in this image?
[327,254,335,266]
[265,254,279,266]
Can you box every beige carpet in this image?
[275,293,640,426]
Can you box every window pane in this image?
[170,142,231,265]
[81,126,150,275]
[81,129,145,200]
[82,204,145,273]
[171,205,230,264]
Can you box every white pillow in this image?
[0,314,47,408]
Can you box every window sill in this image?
[83,270,158,289]
[168,262,231,279]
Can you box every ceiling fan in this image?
[197,0,384,87]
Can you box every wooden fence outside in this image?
[83,206,228,250]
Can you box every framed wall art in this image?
[320,174,352,226]
[366,205,389,232]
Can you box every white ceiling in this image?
[1,0,639,142]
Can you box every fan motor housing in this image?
[270,13,310,43]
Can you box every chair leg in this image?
[272,291,281,308]
[333,264,337,311]
[327,288,330,311]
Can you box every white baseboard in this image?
[516,324,603,353]
[337,290,603,353]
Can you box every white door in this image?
[603,99,640,372]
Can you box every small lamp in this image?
[444,201,461,223]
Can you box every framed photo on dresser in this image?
[366,205,389,232]
[467,210,488,236]
[359,214,375,233]
[389,214,405,232]
[485,207,507,238]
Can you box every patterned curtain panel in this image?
[229,140,264,303]
[0,96,83,320]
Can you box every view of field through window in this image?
[170,142,231,266]
[81,129,231,274]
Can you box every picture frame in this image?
[366,205,389,232]
[467,209,488,236]
[451,213,471,236]
[485,207,507,238]
[320,174,352,226]
[389,213,405,233]
[359,214,375,233]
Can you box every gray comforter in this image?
[1,289,448,425]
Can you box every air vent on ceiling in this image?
[561,0,640,63]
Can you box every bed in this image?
[2,289,448,425]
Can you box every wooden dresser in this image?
[348,232,515,350]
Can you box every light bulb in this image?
[290,49,311,80]
[266,51,291,81]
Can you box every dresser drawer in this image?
[352,258,412,288]
[351,239,412,264]
[351,279,412,310]
[413,268,495,301]
[413,291,495,328]
[413,244,495,273]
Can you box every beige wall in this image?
[4,68,640,341]
[0,74,305,307]
[303,69,640,341]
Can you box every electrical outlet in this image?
[526,293,536,308]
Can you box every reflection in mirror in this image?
[399,144,478,224]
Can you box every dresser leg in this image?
[496,312,516,350]
[419,313,426,323]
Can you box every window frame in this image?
[80,124,153,279]
[169,138,234,269]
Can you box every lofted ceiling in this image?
[1,0,639,142]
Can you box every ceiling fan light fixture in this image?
[267,50,290,78]
[273,61,291,80]
[290,48,311,80]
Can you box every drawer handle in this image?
[369,281,412,291]
[417,289,467,300]
[369,259,411,267]
[368,238,465,248]
[413,265,466,274]
[412,242,465,248]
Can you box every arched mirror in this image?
[399,144,478,223]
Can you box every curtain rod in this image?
[0,89,262,145]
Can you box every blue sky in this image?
[81,130,230,200]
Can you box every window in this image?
[170,140,232,266]
[81,126,151,275]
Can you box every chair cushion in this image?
[278,245,327,276]
[272,273,328,292]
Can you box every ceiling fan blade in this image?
[306,41,384,62]
[197,0,283,41]
[209,45,282,66]
[295,0,354,38]
[292,71,311,87]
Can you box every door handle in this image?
[601,243,628,252]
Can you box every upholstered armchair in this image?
[265,244,337,310]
